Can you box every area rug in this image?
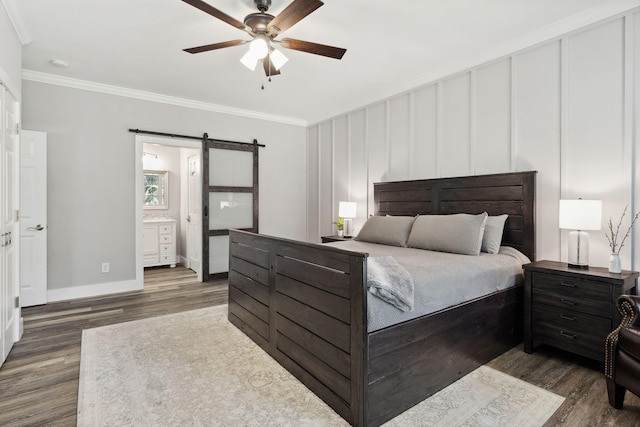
[78,305,564,426]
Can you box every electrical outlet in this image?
[101,262,110,273]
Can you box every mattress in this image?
[326,240,530,332]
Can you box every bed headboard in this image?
[373,171,536,261]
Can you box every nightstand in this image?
[523,260,638,362]
[321,235,352,243]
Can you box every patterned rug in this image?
[78,305,564,426]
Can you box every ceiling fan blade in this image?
[268,0,324,35]
[183,39,247,54]
[263,57,282,76]
[182,0,249,32]
[280,38,346,59]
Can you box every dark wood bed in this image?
[227,171,536,426]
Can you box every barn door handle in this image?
[27,224,44,231]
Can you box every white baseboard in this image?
[47,279,143,302]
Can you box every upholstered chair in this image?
[605,294,640,408]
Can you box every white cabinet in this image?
[143,219,177,268]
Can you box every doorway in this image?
[134,135,202,288]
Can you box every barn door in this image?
[202,137,259,280]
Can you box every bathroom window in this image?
[144,170,168,209]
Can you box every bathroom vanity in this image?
[143,218,177,268]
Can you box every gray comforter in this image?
[326,241,530,332]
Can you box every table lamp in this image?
[339,201,357,238]
[559,199,602,268]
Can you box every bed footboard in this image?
[228,230,368,425]
[228,230,524,426]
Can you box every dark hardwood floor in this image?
[0,266,638,426]
[0,265,227,427]
[488,345,640,426]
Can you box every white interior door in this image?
[1,87,20,366]
[19,130,47,307]
[186,154,200,274]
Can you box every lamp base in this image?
[567,262,589,269]
[343,218,353,238]
[567,230,590,269]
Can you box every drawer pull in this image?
[560,281,577,288]
[560,314,577,321]
[559,330,577,339]
[560,298,577,306]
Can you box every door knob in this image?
[27,224,45,231]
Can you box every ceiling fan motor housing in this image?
[244,13,274,33]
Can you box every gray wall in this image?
[308,9,640,271]
[22,80,307,292]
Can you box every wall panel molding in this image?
[307,10,640,265]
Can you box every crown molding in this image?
[2,0,33,45]
[21,70,307,127]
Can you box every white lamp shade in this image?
[249,35,269,59]
[338,201,357,218]
[240,50,259,70]
[270,48,288,70]
[559,199,602,230]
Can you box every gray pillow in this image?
[407,213,488,255]
[482,214,508,254]
[355,215,416,247]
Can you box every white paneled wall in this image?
[307,10,640,271]
[514,41,562,262]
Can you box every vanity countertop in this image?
[143,217,176,223]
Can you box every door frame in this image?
[134,135,202,287]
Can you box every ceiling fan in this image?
[182,0,347,77]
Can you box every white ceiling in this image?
[9,0,637,125]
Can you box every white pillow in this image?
[407,213,488,256]
[355,215,416,247]
[482,214,508,254]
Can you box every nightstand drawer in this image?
[532,305,610,360]
[532,272,610,317]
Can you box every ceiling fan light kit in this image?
[269,47,288,70]
[182,0,346,81]
[249,34,270,59]
[240,50,259,71]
